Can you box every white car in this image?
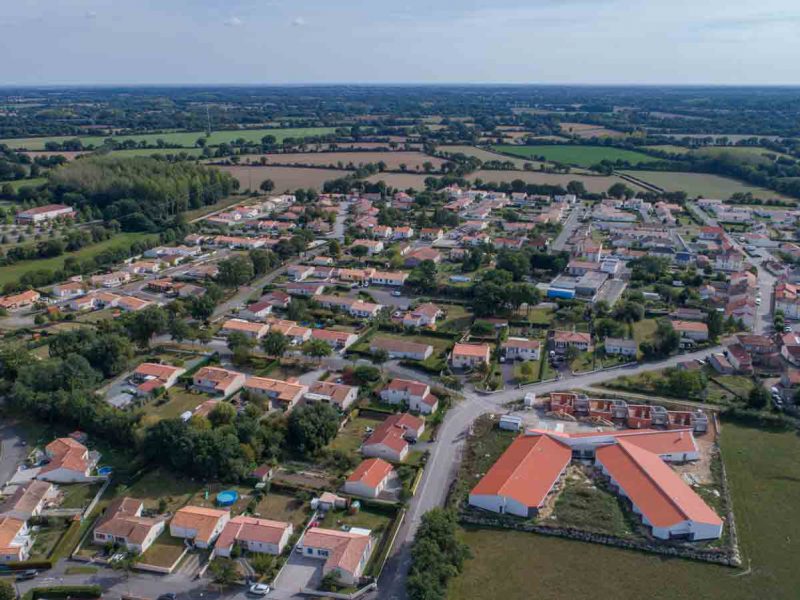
[755,298,762,305]
[248,583,270,596]
[391,290,403,297]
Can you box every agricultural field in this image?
[0,177,47,191]
[242,151,446,171]
[691,146,795,163]
[619,170,793,201]
[449,422,800,600]
[559,122,627,138]
[469,170,650,194]
[438,145,548,170]
[366,172,430,190]
[217,165,352,192]
[492,144,657,167]
[0,231,156,286]
[643,144,692,154]
[0,127,338,151]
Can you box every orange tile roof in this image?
[670,320,709,333]
[302,527,371,575]
[452,343,491,358]
[385,378,428,397]
[244,376,305,402]
[41,438,89,475]
[364,413,424,454]
[134,363,182,381]
[222,319,268,334]
[172,506,229,545]
[596,439,722,529]
[0,517,26,558]
[215,516,291,553]
[470,435,571,509]
[346,458,394,489]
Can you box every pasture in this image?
[470,170,650,194]
[439,145,548,170]
[559,122,627,138]
[217,165,353,191]
[0,127,338,151]
[620,170,793,201]
[0,177,47,191]
[492,144,656,167]
[242,151,446,171]
[449,422,800,600]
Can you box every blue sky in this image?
[1,0,799,85]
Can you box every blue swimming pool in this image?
[97,466,113,476]
[216,490,239,507]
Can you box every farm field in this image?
[448,422,800,600]
[217,166,352,192]
[439,145,548,170]
[691,146,794,163]
[661,133,782,142]
[366,172,430,190]
[559,122,627,138]
[620,170,793,201]
[0,231,156,286]
[0,177,47,191]
[0,127,338,151]
[644,144,692,154]
[470,170,649,194]
[240,151,446,171]
[492,144,656,167]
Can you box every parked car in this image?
[785,326,793,333]
[391,290,403,297]
[16,570,37,581]
[248,583,271,596]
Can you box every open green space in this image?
[144,389,211,421]
[60,483,102,509]
[620,170,792,201]
[449,421,800,600]
[328,415,383,455]
[492,144,656,167]
[138,533,186,567]
[319,506,392,535]
[254,491,309,528]
[632,318,658,344]
[122,467,202,513]
[0,231,156,286]
[0,177,47,191]
[29,520,70,559]
[0,127,339,151]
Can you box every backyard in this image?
[448,421,800,600]
[327,414,385,456]
[138,533,186,568]
[254,490,309,528]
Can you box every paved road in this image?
[0,423,26,488]
[551,203,584,252]
[374,344,722,600]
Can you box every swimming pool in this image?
[216,490,239,507]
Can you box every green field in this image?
[0,231,156,286]
[0,177,47,191]
[492,144,656,167]
[621,170,792,201]
[449,422,800,600]
[0,127,338,151]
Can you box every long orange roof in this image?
[596,439,722,529]
[470,434,571,509]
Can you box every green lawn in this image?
[0,127,338,151]
[121,467,202,513]
[254,492,309,528]
[492,145,656,168]
[144,389,212,420]
[328,415,383,456]
[570,351,596,373]
[512,359,540,384]
[632,319,658,344]
[438,304,473,333]
[60,483,102,509]
[138,533,186,568]
[29,520,70,559]
[449,422,800,600]
[0,231,156,286]
[0,177,47,191]
[318,506,392,535]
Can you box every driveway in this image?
[0,423,28,487]
[273,552,323,594]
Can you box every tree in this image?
[613,301,645,323]
[209,402,237,427]
[706,309,723,341]
[408,259,438,292]
[217,255,254,287]
[125,306,168,348]
[0,581,13,600]
[250,248,277,276]
[168,317,191,343]
[654,320,680,356]
[262,332,289,358]
[302,338,332,361]
[747,385,769,410]
[328,240,342,258]
[208,557,239,587]
[607,182,633,199]
[260,179,275,193]
[350,244,368,259]
[288,403,339,455]
[407,509,471,600]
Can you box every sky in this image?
[2,0,800,85]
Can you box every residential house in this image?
[402,303,442,328]
[670,320,709,342]
[267,318,312,345]
[779,370,800,402]
[214,516,293,557]
[362,413,425,463]
[15,204,74,224]
[404,247,441,267]
[306,381,359,411]
[604,338,638,357]
[131,363,185,396]
[192,367,246,397]
[344,459,395,499]
[38,438,94,483]
[380,378,439,414]
[552,331,593,353]
[0,290,40,310]
[287,265,314,282]
[501,337,541,361]
[726,343,754,373]
[312,329,359,351]
[298,528,374,586]
[0,517,32,562]
[52,282,87,299]
[239,300,273,321]
[221,319,269,340]
[420,228,444,241]
[93,497,165,555]
[370,337,433,361]
[371,271,408,287]
[170,506,230,549]
[393,226,414,240]
[0,481,55,521]
[775,283,800,320]
[451,343,491,369]
[351,239,384,256]
[244,376,307,412]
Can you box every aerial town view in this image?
[0,2,799,600]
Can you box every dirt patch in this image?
[215,165,352,191]
[236,151,445,171]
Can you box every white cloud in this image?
[224,16,243,27]
[291,16,306,27]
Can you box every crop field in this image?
[644,144,692,154]
[620,170,793,201]
[691,146,793,163]
[217,165,352,191]
[439,145,548,170]
[448,422,800,600]
[245,151,446,171]
[0,127,338,151]
[366,172,431,190]
[492,144,656,167]
[0,177,47,191]
[559,122,627,138]
[0,231,156,286]
[469,170,650,194]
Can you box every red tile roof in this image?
[346,458,394,489]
